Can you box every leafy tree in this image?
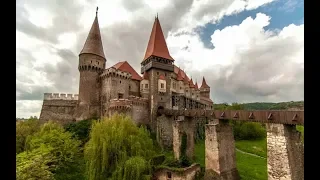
[22,121,84,180]
[84,114,157,180]
[64,119,94,145]
[16,119,40,154]
[17,145,55,180]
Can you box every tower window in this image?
[145,84,148,88]
[165,73,167,76]
[161,83,164,88]
[157,72,159,75]
[167,172,172,179]
[91,60,92,63]
[129,86,131,90]
[118,93,123,99]
[97,61,99,65]
[120,81,122,84]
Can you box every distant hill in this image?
[213,101,304,111]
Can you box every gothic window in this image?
[192,93,194,96]
[97,61,99,65]
[120,80,122,84]
[157,72,159,75]
[161,83,164,88]
[129,86,131,90]
[118,93,123,99]
[180,87,182,90]
[91,60,92,63]
[145,84,148,89]
[165,73,167,76]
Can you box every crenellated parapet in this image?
[44,93,79,100]
[128,95,148,107]
[109,98,133,110]
[100,67,132,80]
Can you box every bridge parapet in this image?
[158,109,304,125]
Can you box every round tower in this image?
[77,8,106,118]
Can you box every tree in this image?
[64,119,94,145]
[84,114,157,180]
[16,119,40,154]
[20,121,84,180]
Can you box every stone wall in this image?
[129,80,140,97]
[153,163,201,180]
[267,124,304,180]
[157,115,173,149]
[39,99,77,125]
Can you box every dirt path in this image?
[236,148,266,159]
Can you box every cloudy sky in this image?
[16,0,304,118]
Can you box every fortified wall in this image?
[108,95,149,125]
[39,93,78,125]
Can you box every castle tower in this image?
[141,15,174,130]
[200,77,210,98]
[77,7,106,119]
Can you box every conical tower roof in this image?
[176,69,184,81]
[195,82,199,90]
[143,16,174,61]
[79,8,105,59]
[200,77,210,89]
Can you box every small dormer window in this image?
[161,83,164,88]
[145,84,148,89]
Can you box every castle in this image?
[39,10,213,131]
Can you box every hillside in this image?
[213,101,304,111]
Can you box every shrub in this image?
[233,121,266,140]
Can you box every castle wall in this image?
[39,93,79,125]
[131,98,149,125]
[129,80,140,97]
[156,115,174,149]
[153,164,201,180]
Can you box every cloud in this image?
[167,13,304,103]
[16,0,302,118]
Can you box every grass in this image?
[236,151,267,180]
[194,139,267,180]
[235,139,267,158]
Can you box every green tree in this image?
[84,114,157,180]
[16,119,40,154]
[17,145,55,180]
[23,121,84,180]
[64,119,94,145]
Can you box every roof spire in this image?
[96,6,98,16]
[200,76,210,89]
[79,9,105,59]
[143,16,174,61]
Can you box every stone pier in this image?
[172,117,195,160]
[205,119,240,180]
[267,124,304,180]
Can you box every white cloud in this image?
[16,0,303,118]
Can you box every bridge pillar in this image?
[266,124,304,180]
[172,117,195,160]
[205,119,240,180]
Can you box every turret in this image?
[200,77,210,98]
[77,7,106,119]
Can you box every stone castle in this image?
[39,10,213,130]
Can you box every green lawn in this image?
[194,139,267,180]
[235,139,267,158]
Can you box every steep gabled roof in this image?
[80,9,105,59]
[143,16,174,61]
[200,77,210,89]
[189,78,195,88]
[112,61,142,81]
[176,69,184,81]
[195,82,199,90]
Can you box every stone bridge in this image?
[157,108,304,180]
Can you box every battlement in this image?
[128,95,148,106]
[44,93,79,100]
[100,67,132,80]
[109,98,132,110]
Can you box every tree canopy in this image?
[84,114,157,180]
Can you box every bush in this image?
[233,121,266,140]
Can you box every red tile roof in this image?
[112,61,142,81]
[176,69,184,81]
[194,82,199,90]
[80,14,105,59]
[200,77,210,89]
[142,71,149,80]
[189,78,195,88]
[159,74,165,80]
[143,17,174,61]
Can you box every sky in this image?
[16,0,304,118]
